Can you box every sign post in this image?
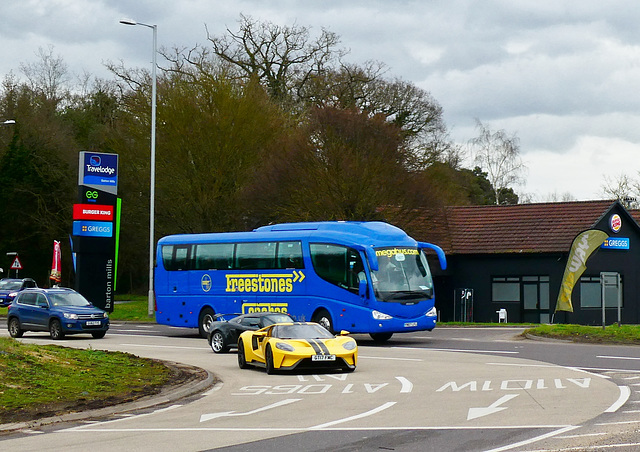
[72,152,120,312]
[9,254,22,278]
[600,272,621,328]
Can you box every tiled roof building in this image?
[399,201,640,325]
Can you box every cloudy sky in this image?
[2,1,640,201]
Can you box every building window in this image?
[492,277,520,302]
[580,276,623,308]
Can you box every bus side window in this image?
[277,241,304,269]
[310,243,363,294]
[161,245,191,271]
[236,242,277,270]
[195,243,234,270]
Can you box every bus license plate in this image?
[86,321,101,326]
[404,322,418,327]
[312,355,336,361]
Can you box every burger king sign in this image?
[610,214,622,233]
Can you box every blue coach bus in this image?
[155,221,446,341]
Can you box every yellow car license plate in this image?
[312,354,336,361]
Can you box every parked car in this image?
[7,287,109,339]
[0,278,37,307]
[238,322,357,374]
[207,312,294,353]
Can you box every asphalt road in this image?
[1,322,640,451]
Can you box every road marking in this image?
[556,432,608,439]
[309,402,396,429]
[595,420,640,426]
[604,386,630,413]
[467,394,519,420]
[203,382,224,396]
[597,355,640,361]
[437,378,591,392]
[398,347,518,355]
[200,399,301,422]
[62,425,573,433]
[483,425,578,452]
[521,443,640,451]
[360,355,422,362]
[119,343,207,350]
[64,405,183,431]
[396,376,413,393]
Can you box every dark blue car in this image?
[0,278,37,307]
[7,288,109,339]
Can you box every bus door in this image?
[166,244,191,296]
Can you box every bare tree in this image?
[205,14,343,101]
[470,120,526,205]
[601,174,639,208]
[19,45,70,109]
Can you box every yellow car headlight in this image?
[275,342,295,352]
[342,340,357,351]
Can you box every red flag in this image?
[50,240,62,284]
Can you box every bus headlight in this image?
[425,306,437,317]
[372,310,392,320]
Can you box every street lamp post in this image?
[120,18,157,317]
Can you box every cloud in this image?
[523,135,640,200]
[2,1,640,202]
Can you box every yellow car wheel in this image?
[238,339,249,369]
[265,345,275,375]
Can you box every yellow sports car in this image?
[237,322,357,374]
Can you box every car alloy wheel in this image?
[8,318,23,338]
[211,331,228,353]
[49,319,65,340]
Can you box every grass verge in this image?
[0,337,174,424]
[524,323,640,345]
[112,294,156,322]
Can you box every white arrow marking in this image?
[200,398,301,422]
[467,394,519,420]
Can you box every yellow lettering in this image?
[224,273,304,293]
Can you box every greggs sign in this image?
[73,203,114,221]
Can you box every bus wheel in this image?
[369,332,393,343]
[312,309,334,334]
[199,307,215,338]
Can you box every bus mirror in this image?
[358,279,367,299]
[418,242,447,271]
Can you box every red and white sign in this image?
[610,214,622,233]
[10,256,22,270]
[73,204,114,221]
